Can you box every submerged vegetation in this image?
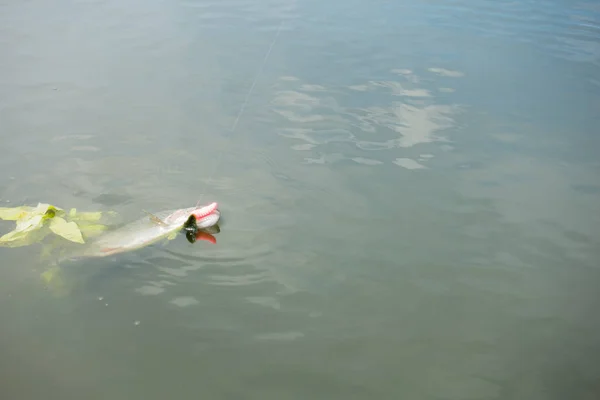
[0,202,118,296]
[0,202,115,248]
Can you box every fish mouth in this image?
[189,202,221,230]
[194,209,220,230]
[191,202,218,219]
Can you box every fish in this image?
[64,201,220,260]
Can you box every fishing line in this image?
[198,21,284,206]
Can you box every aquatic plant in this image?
[0,203,112,247]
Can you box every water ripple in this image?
[271,68,463,168]
[421,0,600,64]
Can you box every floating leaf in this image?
[0,204,57,246]
[15,214,45,232]
[43,205,60,219]
[0,206,35,221]
[78,223,108,238]
[78,212,103,221]
[49,217,85,244]
[34,203,61,219]
[0,203,62,222]
[0,225,50,247]
[1,210,47,245]
[0,202,117,248]
[69,209,103,222]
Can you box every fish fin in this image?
[142,209,167,226]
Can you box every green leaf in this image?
[78,223,108,238]
[34,203,61,218]
[0,203,63,221]
[0,227,50,247]
[0,203,67,246]
[1,213,46,244]
[14,213,45,232]
[0,202,120,248]
[49,217,85,244]
[69,209,103,222]
[0,206,35,220]
[44,207,57,219]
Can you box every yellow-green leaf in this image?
[0,203,61,246]
[49,217,85,244]
[71,211,103,222]
[32,203,51,216]
[14,214,44,232]
[0,227,50,247]
[0,203,63,221]
[44,207,57,219]
[0,206,34,220]
[78,223,108,238]
[0,229,32,245]
[0,202,114,248]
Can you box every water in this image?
[1,0,599,398]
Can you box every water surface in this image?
[1,0,599,399]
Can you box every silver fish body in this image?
[67,206,220,259]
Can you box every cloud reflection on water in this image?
[271,67,465,168]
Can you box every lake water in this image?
[1,0,599,398]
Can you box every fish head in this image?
[189,201,220,230]
[182,202,220,244]
[162,202,220,228]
